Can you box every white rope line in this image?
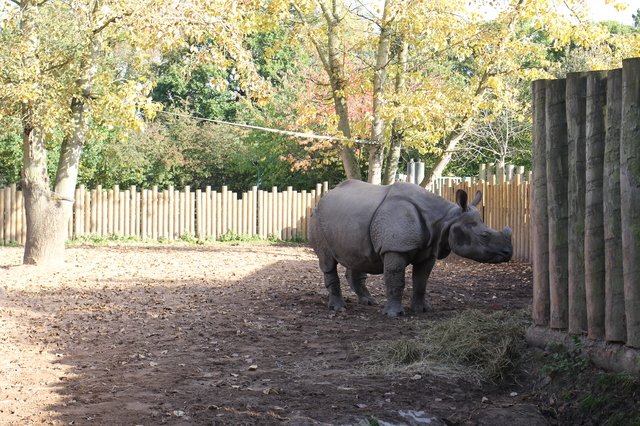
[157,110,378,145]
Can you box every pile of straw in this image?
[367,309,531,382]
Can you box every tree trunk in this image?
[382,39,408,186]
[419,116,475,188]
[20,10,97,265]
[321,2,361,181]
[420,76,489,188]
[18,0,69,265]
[367,0,392,185]
[383,127,403,185]
[292,1,361,181]
[22,125,70,265]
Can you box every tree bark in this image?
[22,124,70,265]
[295,1,362,181]
[382,39,408,185]
[367,0,392,185]
[420,75,489,188]
[419,116,475,188]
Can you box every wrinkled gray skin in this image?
[308,179,513,316]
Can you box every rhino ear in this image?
[470,190,482,207]
[455,189,468,211]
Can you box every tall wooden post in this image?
[603,68,626,343]
[620,57,640,348]
[546,79,569,330]
[531,79,550,326]
[566,72,588,335]
[584,71,608,340]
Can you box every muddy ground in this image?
[1,243,543,425]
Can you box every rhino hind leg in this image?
[318,256,346,310]
[323,268,347,310]
[345,269,376,305]
[316,244,346,310]
[409,256,436,313]
[382,252,409,316]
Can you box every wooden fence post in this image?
[16,188,24,244]
[151,186,158,240]
[546,78,570,330]
[0,187,5,243]
[604,68,626,343]
[96,185,103,236]
[251,186,258,237]
[532,81,551,326]
[108,186,115,235]
[140,189,148,240]
[196,189,203,239]
[205,186,212,239]
[566,72,588,335]
[621,57,640,348]
[74,185,83,238]
[584,70,608,339]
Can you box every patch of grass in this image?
[68,233,141,245]
[542,334,590,375]
[0,239,21,247]
[179,232,198,244]
[365,309,532,383]
[541,367,640,426]
[64,231,307,246]
[217,231,255,242]
[578,394,610,414]
[289,232,308,244]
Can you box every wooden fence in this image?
[529,57,640,363]
[0,178,532,262]
[0,183,329,244]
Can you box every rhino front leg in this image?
[345,269,376,305]
[410,256,436,312]
[382,252,409,316]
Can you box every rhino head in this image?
[448,189,513,263]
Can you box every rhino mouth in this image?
[486,249,512,263]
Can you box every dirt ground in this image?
[0,242,540,425]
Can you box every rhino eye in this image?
[480,231,490,241]
[465,222,478,229]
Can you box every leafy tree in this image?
[0,0,269,265]
[282,0,640,187]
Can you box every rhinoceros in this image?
[307,179,513,316]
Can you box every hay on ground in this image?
[366,309,532,383]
